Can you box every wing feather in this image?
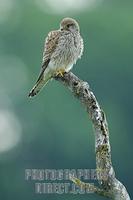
[42,30,60,69]
[28,30,60,97]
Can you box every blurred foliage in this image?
[0,0,133,199]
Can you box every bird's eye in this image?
[67,23,73,28]
[67,24,70,28]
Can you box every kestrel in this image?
[28,17,84,97]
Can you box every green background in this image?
[0,0,132,199]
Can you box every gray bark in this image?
[55,72,130,200]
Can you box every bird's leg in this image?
[55,69,66,77]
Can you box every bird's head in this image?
[60,18,80,33]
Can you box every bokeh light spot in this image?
[0,55,28,94]
[0,0,15,24]
[35,0,103,14]
[0,110,22,153]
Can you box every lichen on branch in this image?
[55,72,130,200]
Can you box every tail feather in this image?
[28,79,48,97]
[29,59,51,97]
[28,68,51,97]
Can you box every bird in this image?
[28,17,84,97]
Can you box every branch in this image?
[55,72,130,200]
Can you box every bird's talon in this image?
[55,70,65,77]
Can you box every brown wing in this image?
[35,30,60,83]
[42,30,60,69]
[28,30,60,97]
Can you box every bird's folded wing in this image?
[42,30,60,69]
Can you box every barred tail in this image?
[28,79,49,97]
[28,69,52,98]
[28,59,52,97]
